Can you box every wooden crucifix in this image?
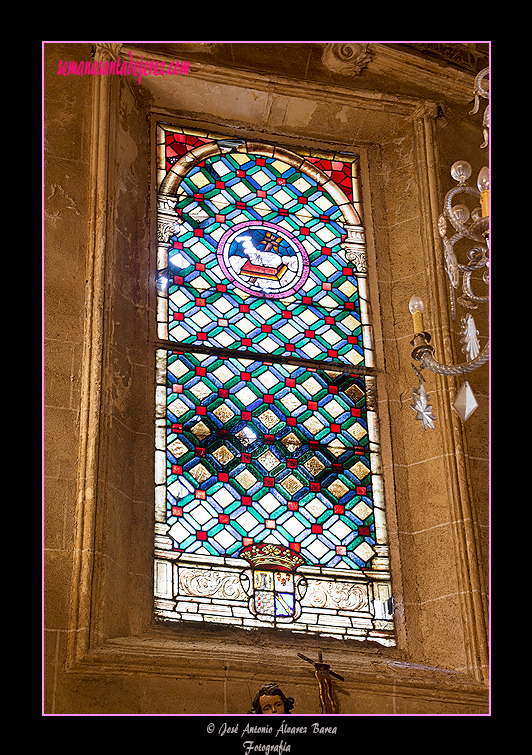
[297,651,344,714]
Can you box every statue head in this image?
[249,682,294,714]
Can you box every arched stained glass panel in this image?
[154,125,395,646]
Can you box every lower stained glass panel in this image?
[154,348,394,644]
[158,350,376,569]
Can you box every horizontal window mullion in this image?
[153,337,376,376]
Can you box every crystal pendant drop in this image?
[411,381,436,430]
[452,381,478,421]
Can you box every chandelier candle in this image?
[409,295,425,335]
[477,166,489,218]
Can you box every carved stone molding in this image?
[93,42,123,61]
[322,43,373,76]
[403,43,489,74]
[341,224,367,274]
[157,195,181,243]
[408,100,440,122]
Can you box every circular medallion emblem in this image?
[217,221,309,298]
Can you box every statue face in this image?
[258,694,285,714]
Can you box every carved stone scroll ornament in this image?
[302,579,368,611]
[322,43,373,76]
[178,567,247,601]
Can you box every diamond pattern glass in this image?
[161,351,375,569]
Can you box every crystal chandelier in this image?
[409,67,489,429]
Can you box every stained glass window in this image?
[154,125,395,645]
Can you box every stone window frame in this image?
[66,43,488,707]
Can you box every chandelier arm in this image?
[469,68,489,115]
[461,269,489,303]
[456,243,488,269]
[419,342,489,376]
[476,67,489,96]
[444,186,485,244]
[457,257,488,273]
